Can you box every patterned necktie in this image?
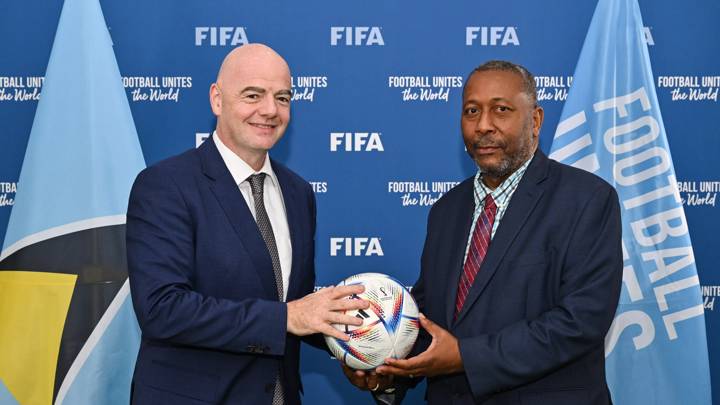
[247,173,284,301]
[247,173,285,405]
[455,194,497,317]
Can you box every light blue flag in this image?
[0,0,145,404]
[56,286,141,405]
[1,0,145,258]
[548,0,711,403]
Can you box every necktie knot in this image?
[484,194,497,212]
[248,173,266,197]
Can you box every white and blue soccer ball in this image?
[325,272,420,370]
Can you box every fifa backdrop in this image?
[0,1,718,404]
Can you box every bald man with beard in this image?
[126,44,367,405]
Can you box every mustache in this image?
[470,138,505,149]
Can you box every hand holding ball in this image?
[324,273,419,370]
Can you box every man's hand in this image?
[376,314,463,378]
[340,363,394,392]
[287,284,369,340]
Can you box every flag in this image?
[548,0,711,403]
[0,0,145,403]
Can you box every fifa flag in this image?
[549,0,711,403]
[0,0,145,404]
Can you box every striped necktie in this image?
[455,194,497,317]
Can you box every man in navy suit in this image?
[346,61,623,404]
[126,44,368,404]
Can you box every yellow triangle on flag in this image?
[0,271,77,405]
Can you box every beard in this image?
[469,118,536,180]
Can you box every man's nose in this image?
[258,95,278,116]
[475,111,494,134]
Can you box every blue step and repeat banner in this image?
[0,0,718,404]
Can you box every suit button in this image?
[264,382,274,393]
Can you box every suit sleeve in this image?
[458,184,623,400]
[126,166,288,355]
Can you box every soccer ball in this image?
[324,272,420,370]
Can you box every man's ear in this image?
[209,83,222,116]
[532,105,544,138]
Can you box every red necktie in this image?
[455,194,497,317]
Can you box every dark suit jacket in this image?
[126,139,316,404]
[411,150,622,404]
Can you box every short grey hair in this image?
[465,60,537,106]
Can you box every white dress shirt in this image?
[213,132,292,301]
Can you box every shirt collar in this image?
[212,131,279,187]
[473,155,533,208]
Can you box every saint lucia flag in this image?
[548,0,711,403]
[0,0,145,404]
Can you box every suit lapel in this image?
[198,140,278,299]
[454,151,550,325]
[272,160,304,301]
[443,179,476,326]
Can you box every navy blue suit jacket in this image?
[412,150,622,404]
[126,139,316,404]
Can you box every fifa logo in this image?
[330,27,385,46]
[195,27,248,46]
[330,132,384,152]
[330,237,384,256]
[465,27,519,46]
